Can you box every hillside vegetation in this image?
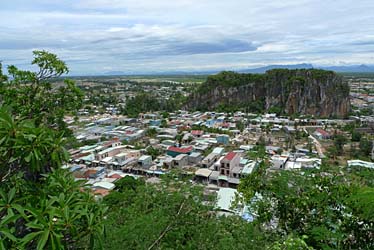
[187,69,350,118]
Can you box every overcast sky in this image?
[1,0,374,75]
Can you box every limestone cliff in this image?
[186,69,350,118]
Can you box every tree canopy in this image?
[0,52,104,250]
[0,50,83,133]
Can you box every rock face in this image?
[186,69,351,118]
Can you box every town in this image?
[62,73,374,216]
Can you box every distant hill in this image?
[185,69,351,118]
[241,64,374,74]
[100,64,374,76]
[319,64,374,73]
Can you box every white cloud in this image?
[1,0,374,74]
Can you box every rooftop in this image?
[223,152,237,161]
[167,146,193,154]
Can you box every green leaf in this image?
[37,230,50,250]
[21,231,43,246]
[0,229,18,242]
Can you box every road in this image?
[308,135,326,158]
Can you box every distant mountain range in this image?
[240,63,374,74]
[320,64,374,73]
[101,63,374,76]
[240,63,314,73]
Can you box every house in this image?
[102,138,122,149]
[166,146,193,157]
[283,126,296,134]
[241,161,258,176]
[313,128,331,140]
[182,133,192,144]
[93,181,115,190]
[93,189,110,197]
[113,153,127,165]
[95,146,126,161]
[126,150,141,159]
[84,167,106,179]
[208,171,220,185]
[271,155,288,169]
[216,187,235,214]
[195,168,212,183]
[149,120,161,126]
[212,147,225,155]
[218,152,241,187]
[188,152,202,165]
[219,152,240,176]
[347,160,374,169]
[162,157,174,169]
[173,154,189,168]
[216,134,230,145]
[294,157,321,169]
[193,143,210,152]
[138,155,152,169]
[202,153,219,168]
[191,130,204,138]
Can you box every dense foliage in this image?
[239,162,374,250]
[0,51,83,134]
[123,92,187,117]
[195,71,265,95]
[0,52,104,249]
[101,172,267,250]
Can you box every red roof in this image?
[72,152,91,159]
[223,152,237,161]
[109,174,123,179]
[178,126,190,131]
[103,138,120,147]
[315,128,330,137]
[191,130,204,136]
[167,146,193,154]
[170,121,181,125]
[93,189,110,196]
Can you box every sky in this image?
[1,0,374,75]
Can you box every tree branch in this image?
[147,199,186,250]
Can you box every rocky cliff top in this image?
[186,69,351,118]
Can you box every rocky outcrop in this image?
[186,69,351,118]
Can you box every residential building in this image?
[166,146,193,157]
[138,155,152,169]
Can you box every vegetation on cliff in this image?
[122,91,187,117]
[188,69,350,117]
[196,71,265,95]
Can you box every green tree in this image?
[160,119,168,128]
[239,163,374,250]
[351,130,361,142]
[146,146,161,160]
[0,52,105,250]
[102,172,266,250]
[359,137,373,157]
[334,134,347,155]
[0,51,83,134]
[146,128,158,138]
[236,120,245,132]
